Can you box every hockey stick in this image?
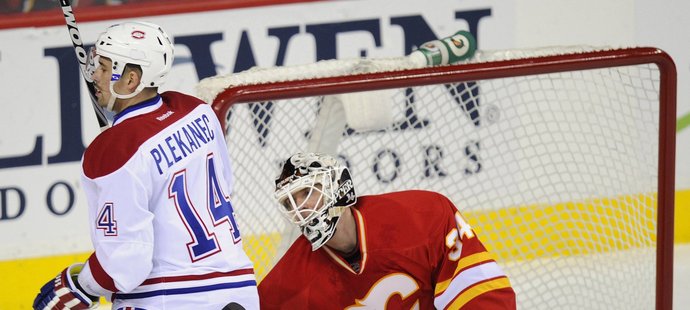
[59,0,109,130]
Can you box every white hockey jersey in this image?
[77,92,259,309]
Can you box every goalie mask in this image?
[274,152,357,251]
[90,21,174,111]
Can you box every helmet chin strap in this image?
[105,80,145,112]
[105,94,117,112]
[328,206,347,218]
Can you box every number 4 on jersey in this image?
[168,153,242,261]
[96,203,117,236]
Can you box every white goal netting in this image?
[198,46,675,309]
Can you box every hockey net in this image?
[197,46,676,310]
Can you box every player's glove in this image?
[33,263,98,310]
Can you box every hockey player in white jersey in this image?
[33,21,259,309]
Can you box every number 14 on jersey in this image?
[168,154,242,261]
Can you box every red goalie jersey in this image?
[258,190,516,309]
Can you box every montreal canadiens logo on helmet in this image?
[131,30,145,39]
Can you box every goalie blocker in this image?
[310,30,477,154]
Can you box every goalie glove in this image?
[33,263,98,310]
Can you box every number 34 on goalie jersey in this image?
[95,153,242,262]
[446,212,475,261]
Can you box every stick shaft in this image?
[59,0,109,129]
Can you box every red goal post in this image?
[199,46,676,309]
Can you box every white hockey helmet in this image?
[92,21,174,109]
[274,152,357,251]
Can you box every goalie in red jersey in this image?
[258,152,516,309]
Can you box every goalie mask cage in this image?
[202,46,675,310]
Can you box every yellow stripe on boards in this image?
[0,233,280,310]
[242,232,282,281]
[1,190,688,309]
[465,193,664,261]
[0,252,92,309]
[676,189,690,242]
